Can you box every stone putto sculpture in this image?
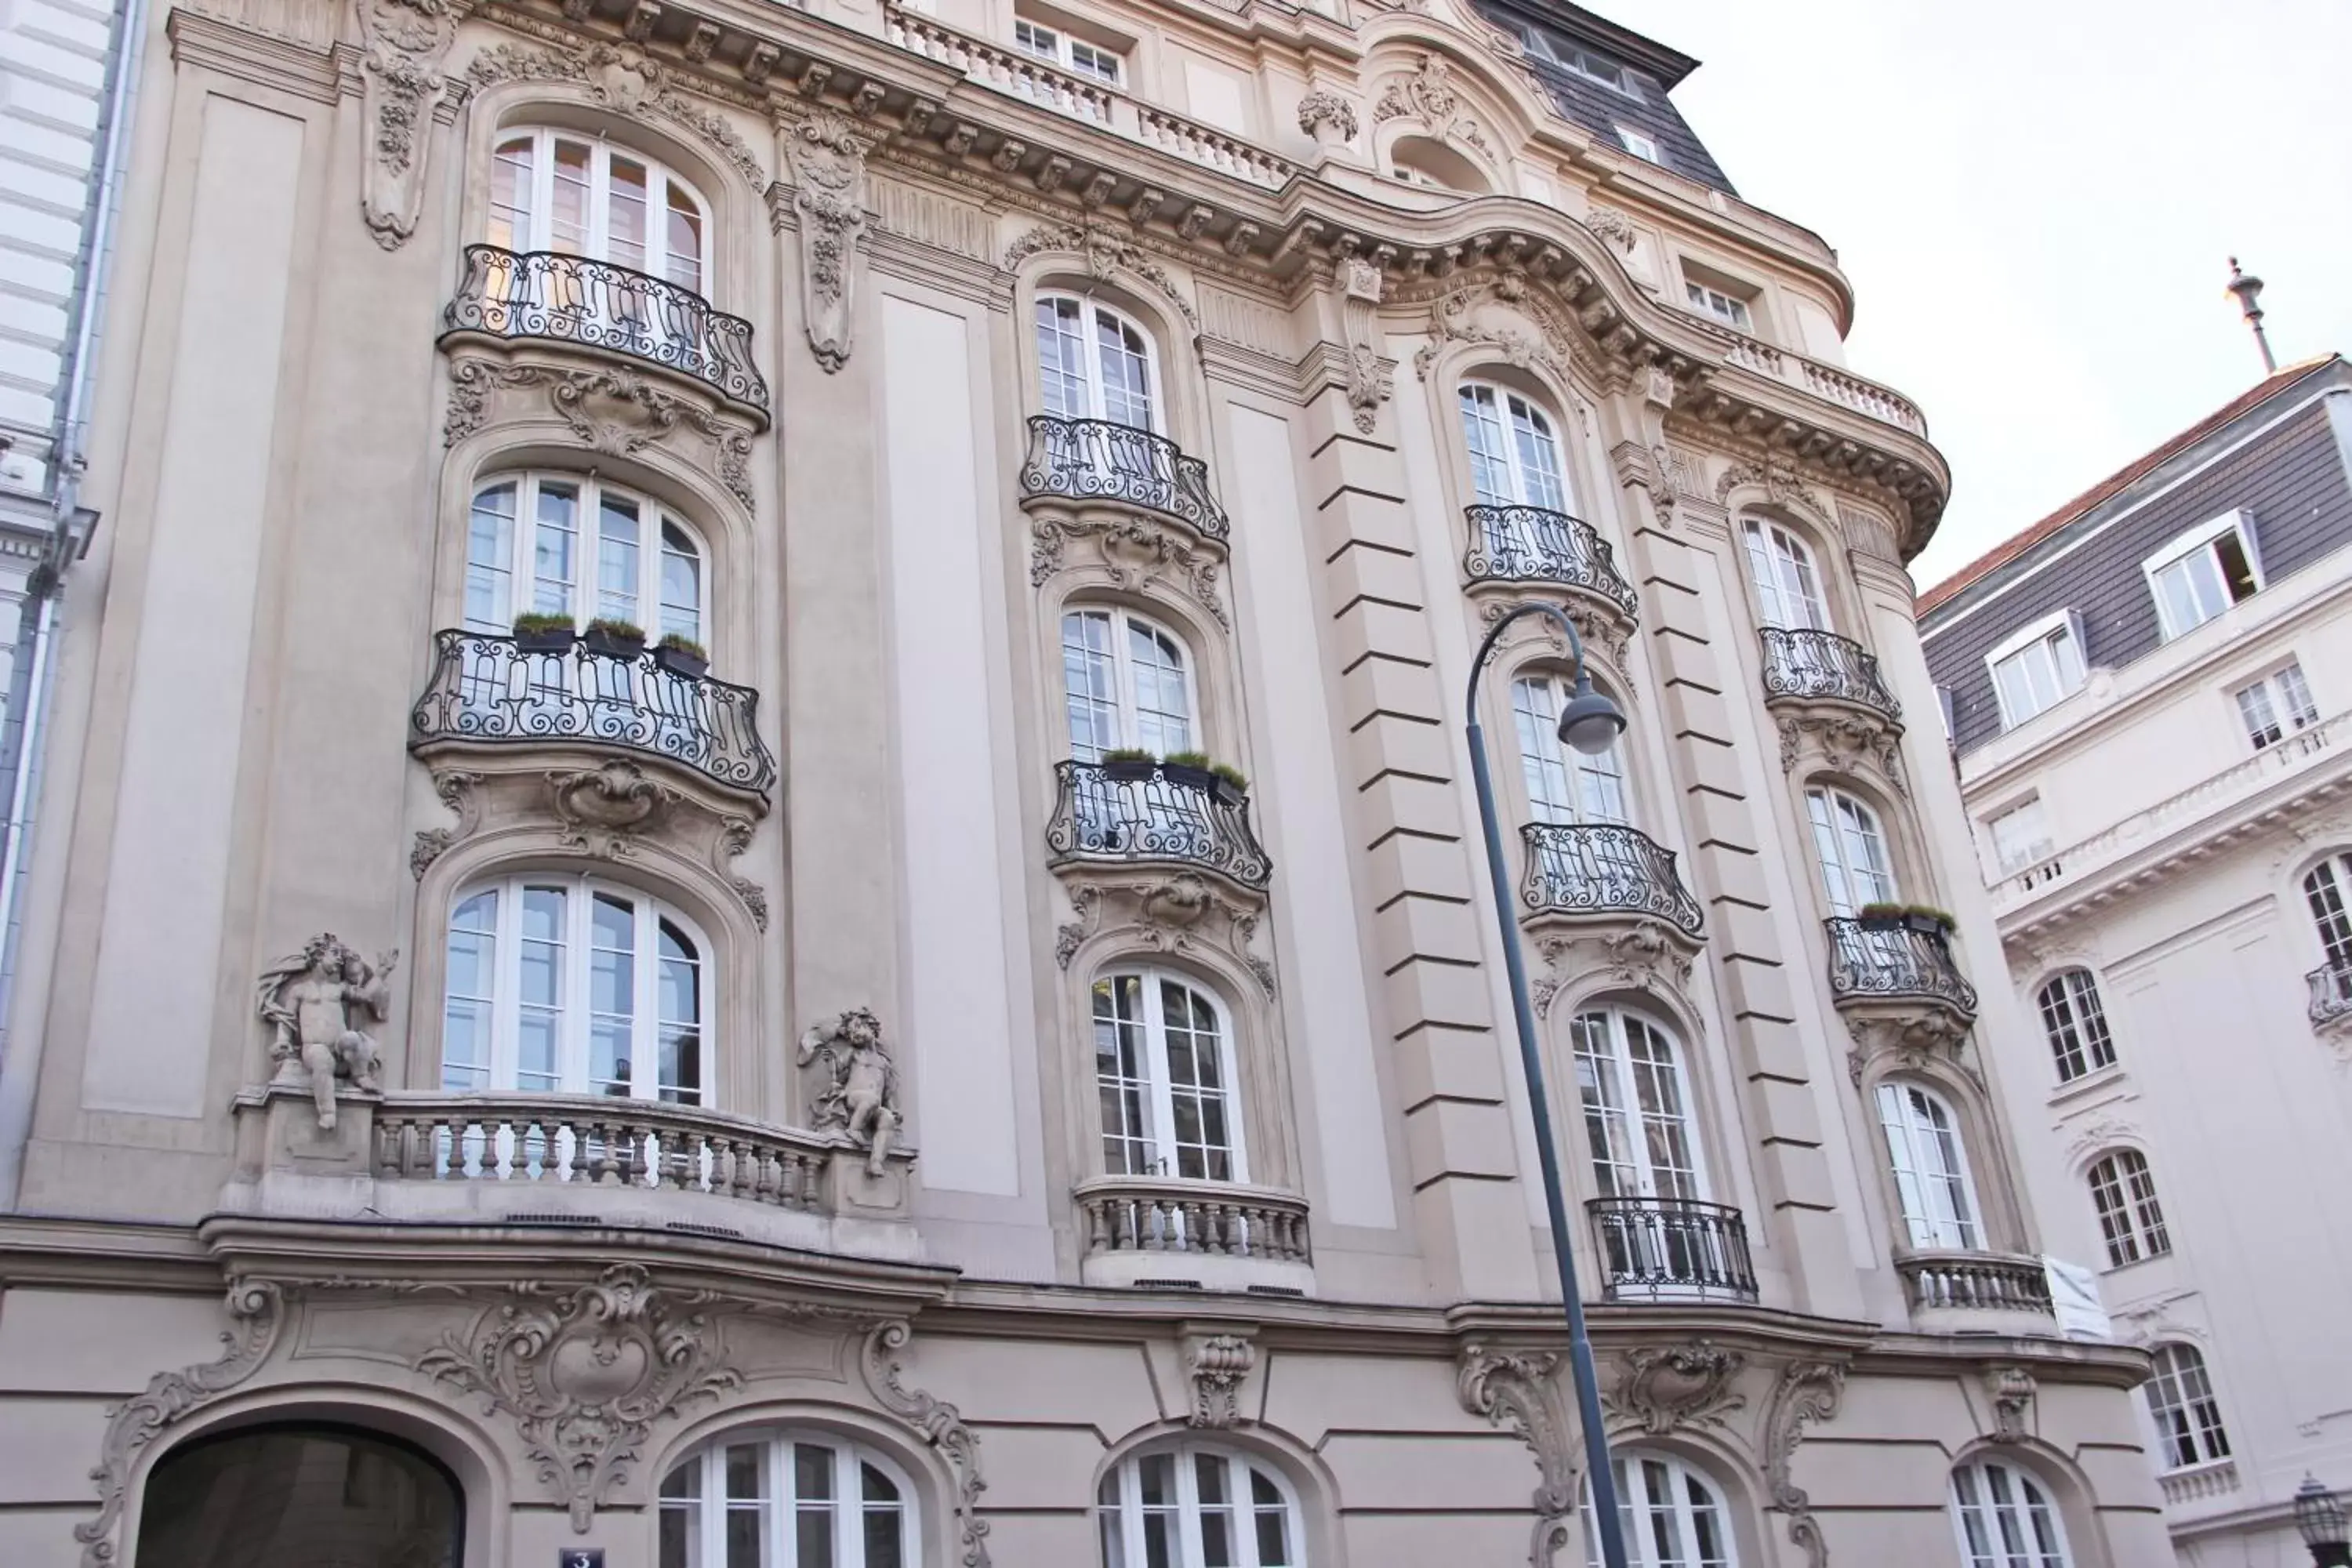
[256,934,397,1129]
[797,1007,902,1175]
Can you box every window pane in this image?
[1457,384,1515,506]
[550,138,592,254]
[666,181,704,293]
[1035,296,1089,418]
[660,521,702,644]
[1094,310,1154,430]
[608,154,649,272]
[465,483,518,633]
[1094,975,1154,1174]
[597,491,642,626]
[489,135,535,251]
[531,481,580,620]
[862,1504,904,1568]
[589,893,636,1096]
[443,891,499,1091]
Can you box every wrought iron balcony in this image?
[409,630,776,797]
[1018,414,1229,542]
[1824,917,1978,1017]
[440,245,768,416]
[1519,822,1704,938]
[1075,1174,1312,1263]
[1759,627,1903,722]
[1587,1196,1759,1303]
[1047,759,1272,890]
[1461,503,1639,620]
[1896,1250,2054,1317]
[2309,961,2352,1027]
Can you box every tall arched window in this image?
[442,875,709,1103]
[466,474,706,644]
[2306,854,2352,968]
[1036,293,1157,430]
[1805,786,1896,915]
[1094,970,1243,1182]
[1570,1008,1703,1202]
[1740,517,1828,630]
[1457,382,1570,510]
[1948,1457,2072,1568]
[1062,607,1195,760]
[2146,1344,2230,1469]
[137,1425,465,1568]
[1095,1444,1301,1567]
[1513,673,1629,826]
[2085,1149,2169,1266]
[1584,1452,1735,1568]
[488,128,710,292]
[1875,1080,1981,1250]
[2037,969,2115,1083]
[660,1431,914,1568]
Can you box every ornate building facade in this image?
[0,0,2169,1563]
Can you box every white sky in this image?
[1589,0,2352,587]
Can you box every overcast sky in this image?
[1592,0,2352,587]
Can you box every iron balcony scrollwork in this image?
[440,245,769,415]
[1461,504,1639,621]
[1586,1196,1759,1303]
[1759,627,1903,722]
[410,630,777,797]
[1019,414,1230,542]
[2309,962,2352,1027]
[1519,822,1704,938]
[1824,918,1977,1016]
[1047,760,1272,891]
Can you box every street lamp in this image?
[1462,599,1631,1568]
[2296,1475,2350,1567]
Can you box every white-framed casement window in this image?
[1584,1453,1736,1568]
[442,875,709,1102]
[659,1431,915,1568]
[1613,125,1662,163]
[1984,797,2053,879]
[1570,1008,1705,1203]
[2234,659,2318,750]
[1014,16,1123,85]
[2036,968,2115,1083]
[1514,673,1630,826]
[488,129,710,292]
[2303,853,2352,971]
[1095,1445,1302,1568]
[1036,293,1158,430]
[2145,1343,2230,1469]
[1986,609,2088,729]
[1948,1458,2073,1568]
[2085,1149,2169,1267]
[1740,517,1828,630]
[1093,970,1244,1183]
[1684,279,1751,330]
[1517,25,1643,98]
[1457,382,1570,511]
[466,473,706,643]
[2143,510,2262,640]
[1806,786,1897,916]
[1875,1080,1983,1250]
[1062,607,1195,761]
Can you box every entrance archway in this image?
[136,1423,463,1568]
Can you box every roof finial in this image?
[2225,257,2278,376]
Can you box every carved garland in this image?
[358,0,466,250]
[1372,53,1494,159]
[1054,875,1276,1000]
[1410,270,1614,394]
[1458,1342,1577,1568]
[862,1320,993,1567]
[1183,1331,1258,1429]
[1029,513,1229,630]
[444,356,757,510]
[1338,253,1392,434]
[782,108,873,372]
[1004,220,1202,343]
[1762,1359,1846,1568]
[1601,1341,1746,1436]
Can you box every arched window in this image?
[2085,1149,2169,1267]
[488,128,710,292]
[1036,293,1157,430]
[1948,1457,2072,1568]
[1094,969,1243,1182]
[1095,1444,1301,1567]
[1583,1452,1735,1568]
[466,474,706,644]
[1570,1008,1703,1202]
[1805,786,1896,915]
[1062,607,1195,760]
[443,875,709,1103]
[1457,383,1570,510]
[1513,673,1629,826]
[2037,969,2114,1083]
[2306,853,2352,970]
[137,1425,464,1568]
[1740,517,1828,630]
[2146,1344,2230,1470]
[660,1431,914,1568]
[1875,1080,1981,1250]
[1385,135,1486,193]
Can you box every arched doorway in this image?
[136,1423,463,1568]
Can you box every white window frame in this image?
[1034,292,1161,431]
[1014,16,1123,85]
[1613,125,1661,163]
[1740,517,1829,630]
[466,471,708,642]
[2085,1149,2169,1267]
[1684,278,1751,330]
[1806,786,1897,916]
[1984,608,2088,729]
[1512,672,1630,827]
[2144,1343,2231,1470]
[487,127,712,290]
[1875,1080,1984,1250]
[2233,659,2318,750]
[1948,1457,2074,1568]
[2036,968,2115,1083]
[1061,605,1197,762]
[659,1429,917,1568]
[1518,26,1643,99]
[1094,1444,1304,1568]
[1457,381,1572,512]
[1984,796,2054,879]
[1570,1007,1708,1203]
[1092,968,1247,1183]
[2307,853,2352,971]
[1583,1453,1737,1568]
[2141,509,2263,641]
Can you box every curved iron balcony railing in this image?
[410,630,777,797]
[1824,917,1977,1015]
[1019,415,1229,542]
[441,245,768,415]
[1759,627,1903,722]
[1519,822,1704,938]
[1588,1196,1758,1303]
[1461,504,1639,621]
[1047,760,1271,890]
[2310,962,2352,1026]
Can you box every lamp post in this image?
[2296,1475,2350,1567]
[1462,599,1632,1568]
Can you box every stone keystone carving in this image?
[1459,1342,1576,1567]
[1182,1331,1258,1428]
[798,1007,902,1174]
[1602,1341,1746,1435]
[783,109,872,372]
[1983,1365,2036,1443]
[548,759,682,856]
[256,935,397,1128]
[419,1265,742,1532]
[357,0,466,250]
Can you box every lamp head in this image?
[2297,1476,2347,1548]
[1555,670,1628,756]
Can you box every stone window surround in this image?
[1011,268,1213,463]
[1853,1055,2034,1261]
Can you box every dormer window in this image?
[1519,25,1642,99]
[2235,660,2318,750]
[1014,17,1121,85]
[2144,510,2261,639]
[1614,125,1662,164]
[1684,281,1750,330]
[1986,609,2087,729]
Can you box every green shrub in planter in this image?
[583,618,647,660]
[655,633,710,679]
[1160,750,1218,793]
[1100,747,1157,781]
[1210,762,1249,806]
[511,612,576,653]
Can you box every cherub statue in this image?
[796,1007,901,1176]
[256,934,397,1129]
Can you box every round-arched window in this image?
[660,1431,915,1568]
[489,128,710,292]
[1063,606,1196,760]
[1739,517,1828,630]
[1036,293,1159,431]
[1875,1080,1981,1250]
[1457,381,1570,511]
[1947,1457,2072,1567]
[1094,968,1244,1183]
[2145,1342,2230,1470]
[2036,968,2114,1082]
[1096,1443,1301,1567]
[1804,786,1897,916]
[137,1425,463,1568]
[1513,671,1630,826]
[466,472,706,645]
[1584,1451,1736,1567]
[2085,1149,2169,1267]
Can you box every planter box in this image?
[1904,913,1953,938]
[1211,778,1248,809]
[655,644,710,680]
[513,627,576,655]
[1102,758,1156,782]
[1162,762,1218,795]
[583,629,648,661]
[1857,914,1905,935]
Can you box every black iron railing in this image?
[1047,760,1272,890]
[1587,1196,1759,1302]
[1759,627,1903,721]
[410,630,776,796]
[1018,415,1229,542]
[1462,504,1639,620]
[440,245,768,414]
[1824,917,1977,1015]
[2310,962,2352,1027]
[1519,822,1704,938]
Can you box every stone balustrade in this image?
[1896,1250,2055,1320]
[1075,1174,1312,1264]
[1691,318,1928,437]
[2156,1457,2240,1509]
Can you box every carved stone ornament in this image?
[419,1265,742,1532]
[1029,513,1227,628]
[1983,1365,2036,1443]
[1458,1342,1576,1568]
[2062,1115,2143,1171]
[1411,272,1610,392]
[444,357,757,509]
[862,1320,993,1566]
[1584,206,1638,256]
[1531,923,1693,1016]
[1774,711,1907,797]
[1372,53,1493,158]
[782,109,873,372]
[1295,88,1359,147]
[1844,1010,1974,1088]
[546,759,683,857]
[1055,876,1276,998]
[1715,454,1831,524]
[1477,594,1631,682]
[1763,1360,1846,1568]
[461,41,768,193]
[256,935,398,1129]
[797,1008,902,1176]
[1182,1330,1258,1428]
[713,815,769,932]
[411,768,483,879]
[1338,252,1392,434]
[77,1279,286,1567]
[358,0,465,250]
[1602,1341,1746,1436]
[1003,220,1200,341]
